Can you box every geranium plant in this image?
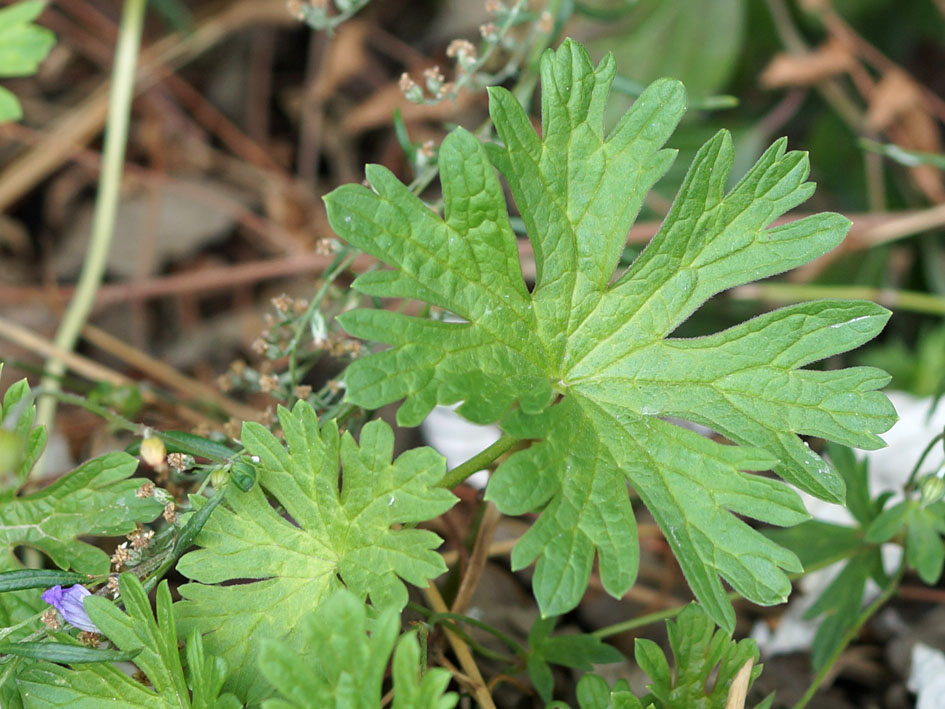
[2,9,922,707]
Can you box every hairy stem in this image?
[592,545,880,639]
[439,434,518,490]
[733,282,945,317]
[905,432,945,492]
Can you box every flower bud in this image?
[920,469,945,506]
[140,436,166,469]
[210,466,228,489]
[399,73,425,104]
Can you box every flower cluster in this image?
[399,0,555,107]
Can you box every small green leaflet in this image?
[765,443,889,671]
[867,499,945,584]
[258,589,457,709]
[1,372,47,497]
[0,1,56,122]
[570,675,644,709]
[14,574,240,709]
[325,38,897,630]
[549,605,768,708]
[635,604,761,708]
[526,616,622,703]
[175,401,457,703]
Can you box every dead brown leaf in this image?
[869,70,945,203]
[760,37,855,89]
[312,20,372,102]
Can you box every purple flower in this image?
[41,584,99,633]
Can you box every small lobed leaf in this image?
[0,2,55,77]
[325,38,896,630]
[636,604,761,708]
[1,374,47,498]
[0,85,21,121]
[906,504,945,585]
[390,628,457,709]
[258,589,457,709]
[575,674,644,709]
[175,401,457,703]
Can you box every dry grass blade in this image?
[0,0,295,212]
[725,658,755,709]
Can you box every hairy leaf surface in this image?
[325,39,896,629]
[175,401,457,702]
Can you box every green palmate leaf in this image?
[0,451,163,574]
[324,38,896,629]
[635,604,761,708]
[258,589,457,709]
[0,1,55,122]
[15,574,239,709]
[175,401,457,703]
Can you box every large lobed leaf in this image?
[0,451,162,576]
[325,39,897,630]
[174,401,457,703]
